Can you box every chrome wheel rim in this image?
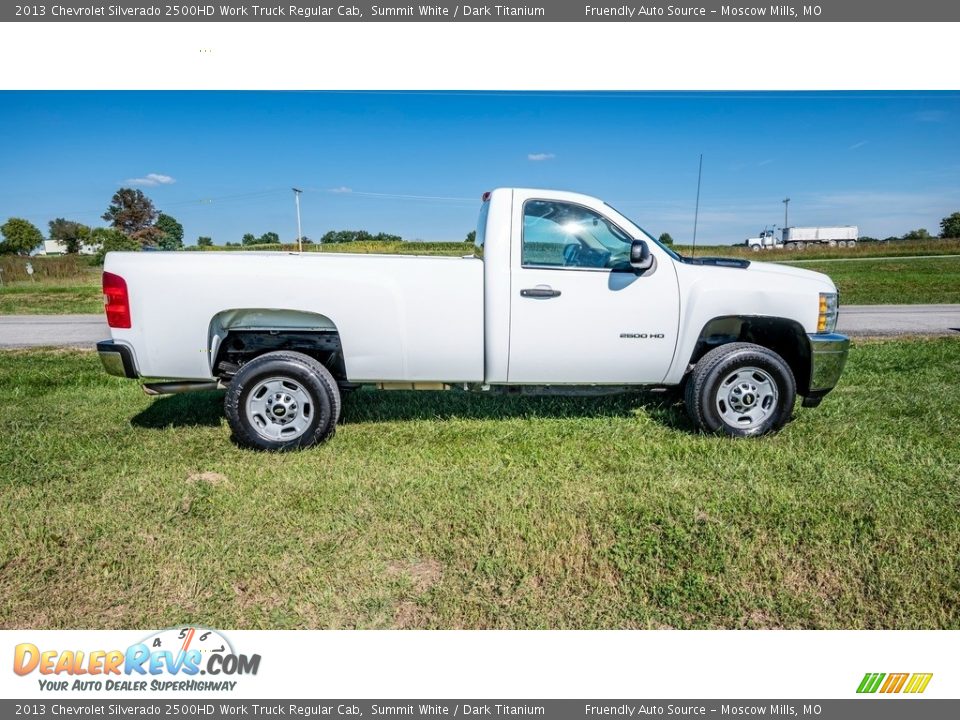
[715,366,779,431]
[245,376,313,441]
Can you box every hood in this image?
[677,255,834,287]
[745,260,835,287]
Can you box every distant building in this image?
[38,240,98,256]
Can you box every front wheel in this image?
[225,350,341,451]
[684,342,796,437]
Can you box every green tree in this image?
[373,232,402,243]
[258,231,280,244]
[48,218,91,254]
[91,227,140,264]
[102,188,158,239]
[658,232,674,246]
[197,236,213,247]
[465,230,476,244]
[155,213,184,250]
[902,228,932,241]
[0,217,44,255]
[241,233,257,246]
[940,212,960,239]
[320,229,399,244]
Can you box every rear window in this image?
[474,199,490,259]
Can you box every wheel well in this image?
[213,330,348,386]
[689,316,812,395]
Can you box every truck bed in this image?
[104,251,485,382]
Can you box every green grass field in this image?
[674,237,960,260]
[0,278,104,314]
[794,255,960,305]
[1,338,958,629]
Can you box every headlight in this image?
[818,292,839,333]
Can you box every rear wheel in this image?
[684,342,796,437]
[225,350,341,451]
[847,239,856,248]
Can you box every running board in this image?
[142,381,224,396]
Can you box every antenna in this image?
[692,153,703,257]
[292,187,303,253]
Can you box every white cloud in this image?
[328,186,353,193]
[527,153,555,162]
[126,173,175,187]
[848,140,869,150]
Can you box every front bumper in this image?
[806,333,850,395]
[96,340,139,379]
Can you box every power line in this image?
[305,188,477,202]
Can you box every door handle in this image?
[520,286,561,299]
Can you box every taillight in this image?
[103,272,131,329]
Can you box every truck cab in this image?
[745,229,780,251]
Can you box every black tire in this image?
[224,350,341,451]
[683,342,796,437]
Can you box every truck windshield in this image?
[603,202,682,261]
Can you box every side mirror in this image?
[630,239,654,271]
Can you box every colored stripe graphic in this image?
[857,672,932,694]
[857,673,885,693]
[880,673,909,693]
[904,673,934,694]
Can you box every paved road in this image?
[0,315,109,348]
[1,306,958,349]
[837,304,960,337]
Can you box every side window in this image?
[522,200,633,269]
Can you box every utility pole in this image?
[292,187,303,253]
[692,153,703,257]
[782,197,791,229]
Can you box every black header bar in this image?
[5,1,959,23]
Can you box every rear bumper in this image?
[96,340,139,379]
[806,332,850,395]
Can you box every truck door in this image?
[507,197,680,384]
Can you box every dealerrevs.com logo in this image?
[857,672,933,694]
[13,627,261,693]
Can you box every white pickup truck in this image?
[98,188,849,450]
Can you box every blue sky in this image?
[0,91,957,245]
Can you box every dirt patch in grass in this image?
[187,471,230,487]
[388,558,443,593]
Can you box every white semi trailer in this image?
[746,226,859,251]
[781,226,858,250]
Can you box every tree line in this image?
[0,187,411,260]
